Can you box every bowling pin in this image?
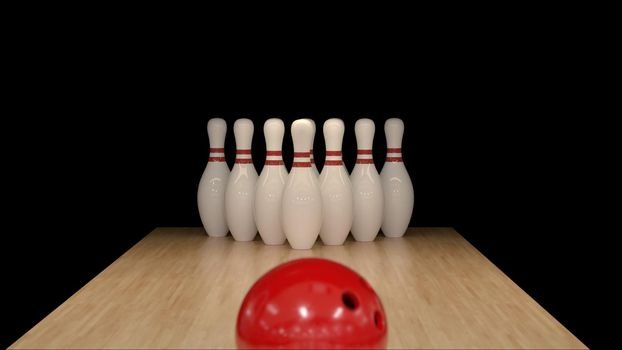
[350,118,384,242]
[309,119,320,176]
[225,118,258,241]
[381,118,414,237]
[282,119,322,249]
[255,118,288,245]
[197,118,230,237]
[319,118,353,245]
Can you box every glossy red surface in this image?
[236,258,387,349]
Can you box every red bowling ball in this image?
[236,258,387,349]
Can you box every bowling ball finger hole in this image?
[341,291,359,310]
[374,310,385,330]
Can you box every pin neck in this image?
[385,147,403,162]
[292,151,311,168]
[265,150,283,166]
[325,150,343,166]
[310,149,315,164]
[209,147,226,162]
[356,149,374,164]
[235,149,252,164]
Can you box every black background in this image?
[2,26,599,348]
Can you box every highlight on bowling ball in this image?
[236,258,387,349]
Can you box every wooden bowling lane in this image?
[10,228,586,349]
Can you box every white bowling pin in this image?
[381,118,414,237]
[350,118,384,242]
[282,119,322,249]
[308,119,320,176]
[255,118,288,245]
[197,118,230,237]
[319,118,353,245]
[225,118,258,241]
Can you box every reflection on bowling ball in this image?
[236,258,387,349]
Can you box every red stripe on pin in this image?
[236,149,252,154]
[265,160,284,166]
[292,162,311,167]
[386,148,401,153]
[293,152,310,157]
[235,159,253,164]
[266,150,282,156]
[324,160,343,166]
[385,157,403,162]
[210,148,225,152]
[356,159,375,164]
[357,149,373,154]
[325,150,342,156]
[208,157,226,162]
